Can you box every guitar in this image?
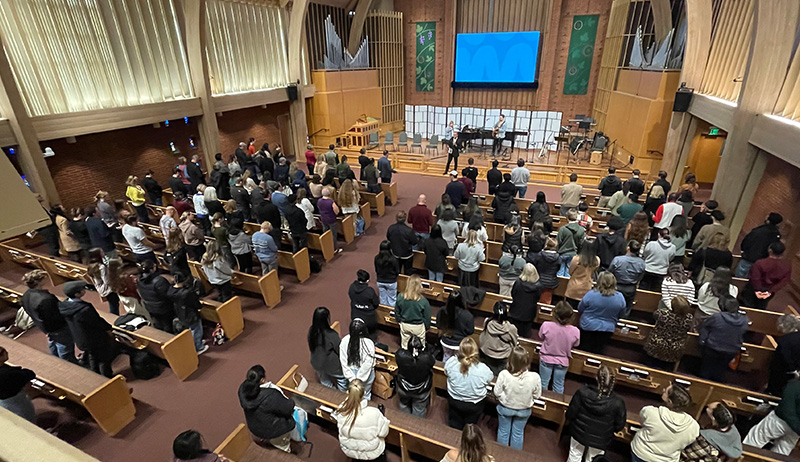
[492,120,504,137]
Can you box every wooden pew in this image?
[359,190,386,216]
[188,261,281,309]
[214,423,305,462]
[277,246,311,283]
[381,181,398,205]
[200,297,244,341]
[98,311,199,381]
[359,201,372,230]
[0,335,135,436]
[275,364,532,462]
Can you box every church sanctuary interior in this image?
[2,0,800,461]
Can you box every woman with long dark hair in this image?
[339,319,376,399]
[423,225,450,282]
[660,262,696,309]
[374,240,400,307]
[308,307,347,391]
[527,191,549,226]
[172,429,228,461]
[462,197,481,224]
[565,366,626,462]
[669,215,691,263]
[237,365,295,452]
[564,239,600,309]
[694,266,737,329]
[625,211,650,247]
[437,291,475,363]
[395,335,435,417]
[348,269,380,340]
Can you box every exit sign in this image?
[708,127,720,136]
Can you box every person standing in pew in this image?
[237,365,296,453]
[538,301,580,394]
[493,346,541,450]
[172,429,230,462]
[228,219,253,275]
[285,194,310,254]
[211,213,234,265]
[530,237,561,305]
[122,215,157,264]
[87,249,120,315]
[125,176,150,224]
[743,377,800,455]
[164,227,191,278]
[21,270,76,362]
[0,346,37,422]
[137,260,175,332]
[363,158,381,194]
[681,401,742,462]
[168,273,209,355]
[437,291,474,363]
[52,205,82,263]
[694,267,737,330]
[141,170,163,206]
[508,263,542,338]
[565,240,600,310]
[201,241,233,303]
[333,379,391,462]
[501,216,523,255]
[478,302,518,376]
[454,230,485,288]
[439,208,460,254]
[486,159,502,195]
[422,225,449,283]
[735,212,782,278]
[497,245,525,296]
[374,241,400,307]
[395,335,435,418]
[171,191,192,217]
[179,212,206,262]
[698,295,749,382]
[643,295,693,371]
[408,194,434,244]
[609,241,646,318]
[395,275,431,348]
[692,210,730,252]
[378,150,396,184]
[631,383,699,462]
[59,281,115,378]
[85,206,117,260]
[739,241,792,310]
[308,307,347,391]
[491,174,516,225]
[659,263,697,310]
[557,209,585,278]
[595,217,627,271]
[229,177,251,221]
[338,177,361,236]
[441,424,495,462]
[640,228,676,291]
[564,366,627,462]
[444,337,493,430]
[387,211,418,275]
[340,319,377,399]
[159,206,180,241]
[252,222,279,276]
[767,314,800,396]
[596,167,622,208]
[68,208,92,263]
[577,272,626,355]
[435,194,457,220]
[349,270,380,341]
[108,259,151,321]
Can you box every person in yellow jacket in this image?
[126,175,149,224]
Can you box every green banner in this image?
[564,15,599,95]
[415,22,436,92]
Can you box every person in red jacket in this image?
[740,241,792,309]
[407,194,434,242]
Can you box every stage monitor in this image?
[453,31,540,89]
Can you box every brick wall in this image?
[44,121,203,210]
[217,103,290,157]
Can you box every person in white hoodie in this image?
[631,383,700,462]
[333,379,390,462]
[493,346,541,450]
[640,228,676,291]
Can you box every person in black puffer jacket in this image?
[238,365,295,452]
[395,335,435,418]
[492,174,516,225]
[422,225,449,282]
[531,237,561,305]
[527,191,550,226]
[348,270,380,341]
[509,263,542,338]
[374,240,400,307]
[59,281,114,377]
[595,217,627,270]
[437,291,474,363]
[137,260,175,333]
[386,212,418,275]
[565,365,626,462]
[167,273,207,354]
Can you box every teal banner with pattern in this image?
[564,15,599,95]
[415,22,436,92]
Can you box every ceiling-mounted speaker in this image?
[286,84,298,102]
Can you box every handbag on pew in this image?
[292,371,309,392]
[372,370,395,399]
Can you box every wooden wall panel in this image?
[365,11,404,129]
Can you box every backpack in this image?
[129,350,162,380]
[309,256,322,273]
[212,323,227,345]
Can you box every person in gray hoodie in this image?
[454,230,485,288]
[681,401,742,461]
[640,228,676,291]
[698,295,750,382]
[478,302,519,376]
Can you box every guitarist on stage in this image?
[492,114,506,157]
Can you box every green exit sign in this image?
[708,127,720,136]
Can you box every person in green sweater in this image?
[395,274,431,349]
[557,209,585,277]
[617,194,644,225]
[743,377,800,455]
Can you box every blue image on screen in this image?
[454,31,540,84]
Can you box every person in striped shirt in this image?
[660,263,697,310]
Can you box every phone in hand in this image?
[377,404,385,415]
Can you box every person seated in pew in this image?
[237,364,296,453]
[577,272,626,355]
[509,263,542,338]
[530,237,560,305]
[165,226,191,278]
[395,275,431,349]
[21,270,77,362]
[87,248,121,315]
[439,208,460,255]
[739,241,792,311]
[442,424,495,462]
[698,295,749,383]
[108,258,150,321]
[437,291,474,363]
[173,429,230,462]
[565,240,600,310]
[228,218,253,275]
[609,240,645,319]
[59,281,115,378]
[479,302,519,377]
[333,379,391,462]
[168,273,209,355]
[743,377,800,456]
[497,245,525,297]
[421,225,449,283]
[308,307,347,392]
[179,211,206,262]
[630,382,699,462]
[454,230,485,288]
[462,213,489,249]
[340,319,377,400]
[349,270,380,341]
[539,301,580,394]
[0,346,36,423]
[644,295,693,371]
[395,335,435,418]
[444,337,494,430]
[640,228,676,292]
[122,214,157,264]
[660,263,697,310]
[768,314,800,396]
[201,241,233,303]
[681,401,742,462]
[565,366,626,462]
[138,259,175,332]
[493,345,541,450]
[693,267,736,330]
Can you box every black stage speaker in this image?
[673,86,694,112]
[286,84,298,101]
[592,132,608,151]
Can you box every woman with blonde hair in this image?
[643,185,666,224]
[395,274,431,348]
[223,199,244,223]
[494,345,541,449]
[441,424,494,462]
[338,178,361,234]
[509,263,541,337]
[444,337,493,429]
[625,211,650,247]
[201,240,233,302]
[454,230,485,288]
[126,175,149,223]
[94,190,117,224]
[333,379,390,461]
[577,272,626,354]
